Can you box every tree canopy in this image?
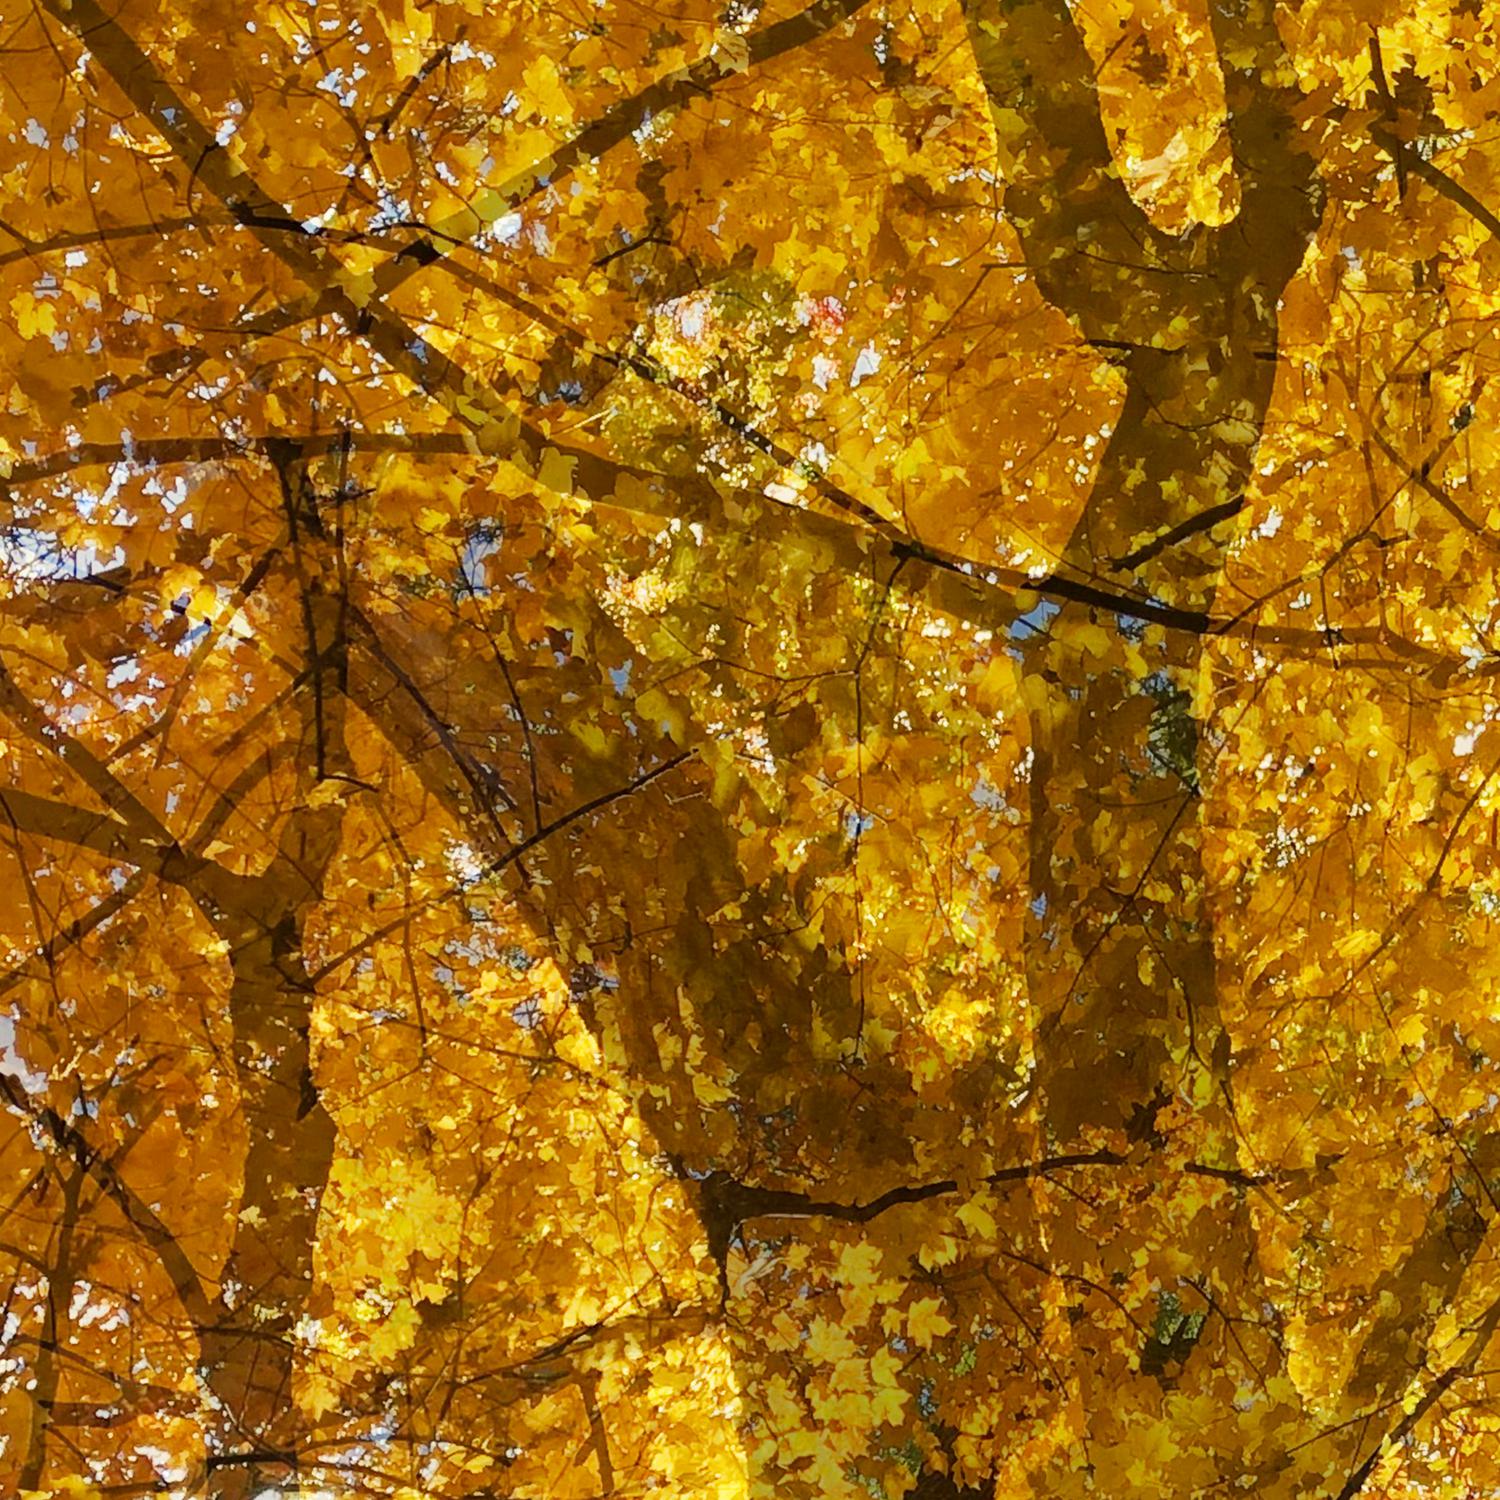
[1,0,1500,1494]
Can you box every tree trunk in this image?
[195,461,348,1497]
[959,0,1324,1481]
[1023,350,1275,1151]
[196,890,337,1499]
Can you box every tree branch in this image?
[0,1072,216,1328]
[693,1146,1270,1256]
[960,0,1178,342]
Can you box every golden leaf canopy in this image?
[1,0,1499,1496]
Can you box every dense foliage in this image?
[2,0,1500,1494]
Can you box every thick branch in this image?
[0,1073,216,1328]
[51,0,874,421]
[0,787,223,888]
[1372,125,1500,243]
[374,0,877,295]
[694,1146,1269,1253]
[960,0,1179,342]
[7,426,1496,690]
[1334,1289,1500,1499]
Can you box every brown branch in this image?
[113,541,285,768]
[0,430,487,493]
[345,604,517,840]
[1113,497,1248,571]
[20,1165,83,1489]
[14,437,1498,719]
[1368,36,1408,200]
[6,427,1496,689]
[0,787,224,889]
[960,0,1173,342]
[1334,1290,1500,1499]
[0,215,229,268]
[1365,411,1491,539]
[306,750,694,984]
[0,1073,216,1328]
[440,1302,716,1393]
[1373,125,1500,243]
[0,659,181,855]
[694,1147,1269,1256]
[329,0,879,307]
[0,869,148,999]
[50,0,875,422]
[578,1371,615,1496]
